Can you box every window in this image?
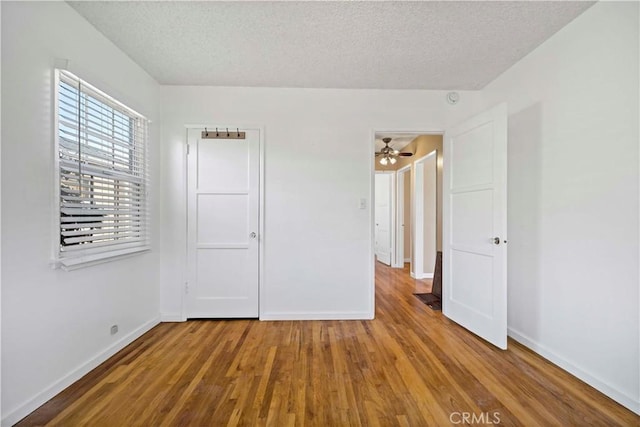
[55,70,150,269]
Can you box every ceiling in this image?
[68,1,594,90]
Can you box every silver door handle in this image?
[493,237,501,245]
[250,232,257,239]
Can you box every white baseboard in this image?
[410,272,433,279]
[260,311,374,321]
[161,313,185,322]
[508,327,640,415]
[404,258,411,263]
[2,316,161,427]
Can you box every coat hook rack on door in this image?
[202,127,246,139]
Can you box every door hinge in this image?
[185,282,189,294]
[186,144,190,155]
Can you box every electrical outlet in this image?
[110,325,118,335]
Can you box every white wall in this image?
[482,1,639,414]
[1,2,161,425]
[159,87,482,320]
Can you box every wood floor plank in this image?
[14,262,639,426]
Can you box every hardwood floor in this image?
[17,263,638,426]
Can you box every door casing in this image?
[395,164,412,268]
[412,150,437,280]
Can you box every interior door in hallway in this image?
[443,103,508,349]
[187,128,260,318]
[375,172,392,265]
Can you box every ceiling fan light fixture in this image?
[376,136,414,166]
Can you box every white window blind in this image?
[55,70,150,269]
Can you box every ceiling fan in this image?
[375,137,413,165]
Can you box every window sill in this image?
[52,247,151,271]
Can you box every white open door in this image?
[374,172,393,265]
[186,128,260,318]
[443,103,507,349]
[394,166,410,268]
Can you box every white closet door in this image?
[187,128,260,318]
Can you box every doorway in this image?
[372,103,508,349]
[373,132,442,291]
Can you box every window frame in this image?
[53,69,150,270]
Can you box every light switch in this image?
[359,198,367,209]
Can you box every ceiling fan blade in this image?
[375,152,383,156]
[398,152,414,156]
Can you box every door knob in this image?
[493,237,500,245]
[249,232,257,239]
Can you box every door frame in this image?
[370,129,443,315]
[182,124,265,321]
[395,164,412,268]
[374,170,396,266]
[411,150,437,280]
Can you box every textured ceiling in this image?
[68,1,594,90]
